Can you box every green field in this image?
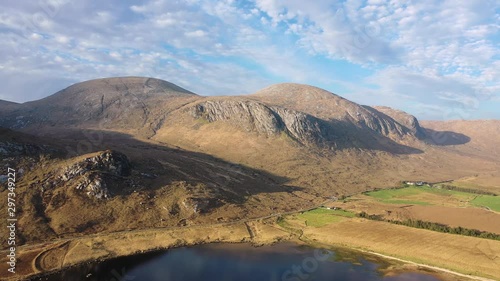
[297,208,355,227]
[365,186,500,211]
[471,195,500,212]
[365,187,436,205]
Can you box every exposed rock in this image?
[58,150,131,199]
[271,106,334,146]
[182,197,221,214]
[75,174,108,199]
[190,99,335,147]
[191,100,282,135]
[60,150,130,180]
[251,83,422,141]
[372,106,426,139]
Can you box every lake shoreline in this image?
[2,219,497,281]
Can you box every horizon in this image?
[1,1,499,120]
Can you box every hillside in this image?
[420,120,500,191]
[1,77,499,248]
[0,77,201,137]
[0,128,309,245]
[0,100,19,106]
[251,83,425,141]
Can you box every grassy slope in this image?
[471,196,500,212]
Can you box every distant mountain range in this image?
[1,77,499,245]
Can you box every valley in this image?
[0,77,499,281]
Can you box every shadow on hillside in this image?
[423,128,471,146]
[326,120,424,155]
[31,128,303,205]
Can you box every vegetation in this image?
[440,184,497,196]
[365,185,500,210]
[364,187,432,205]
[276,216,287,228]
[357,211,383,221]
[297,208,355,227]
[357,211,500,241]
[471,195,500,212]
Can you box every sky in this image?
[0,0,499,120]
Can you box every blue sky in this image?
[0,0,499,120]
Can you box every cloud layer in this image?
[1,0,498,119]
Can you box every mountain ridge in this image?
[249,83,425,141]
[0,77,426,150]
[1,76,499,250]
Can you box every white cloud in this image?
[185,30,206,38]
[0,0,497,119]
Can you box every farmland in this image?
[328,184,500,234]
[272,183,500,280]
[277,205,500,280]
[300,219,500,280]
[364,186,500,211]
[471,195,500,211]
[296,208,355,227]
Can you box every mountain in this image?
[1,77,499,246]
[0,100,19,106]
[370,106,426,139]
[0,127,307,244]
[251,83,425,141]
[0,77,200,136]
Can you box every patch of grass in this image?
[383,199,431,206]
[366,187,424,200]
[471,195,500,212]
[276,216,286,228]
[296,208,355,227]
[365,186,479,206]
[329,209,356,218]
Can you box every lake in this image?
[31,243,442,281]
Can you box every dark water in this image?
[32,243,441,281]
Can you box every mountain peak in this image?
[252,83,340,101]
[48,77,196,101]
[0,77,200,132]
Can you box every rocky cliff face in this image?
[0,77,429,155]
[190,99,335,147]
[372,106,426,139]
[56,150,131,199]
[251,83,422,141]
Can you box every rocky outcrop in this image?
[371,106,426,139]
[251,83,424,141]
[190,99,335,147]
[182,197,221,214]
[358,106,412,138]
[57,150,131,199]
[271,106,334,145]
[191,100,282,135]
[60,150,131,180]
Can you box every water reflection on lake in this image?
[32,243,442,281]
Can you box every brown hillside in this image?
[1,77,499,249]
[251,83,423,141]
